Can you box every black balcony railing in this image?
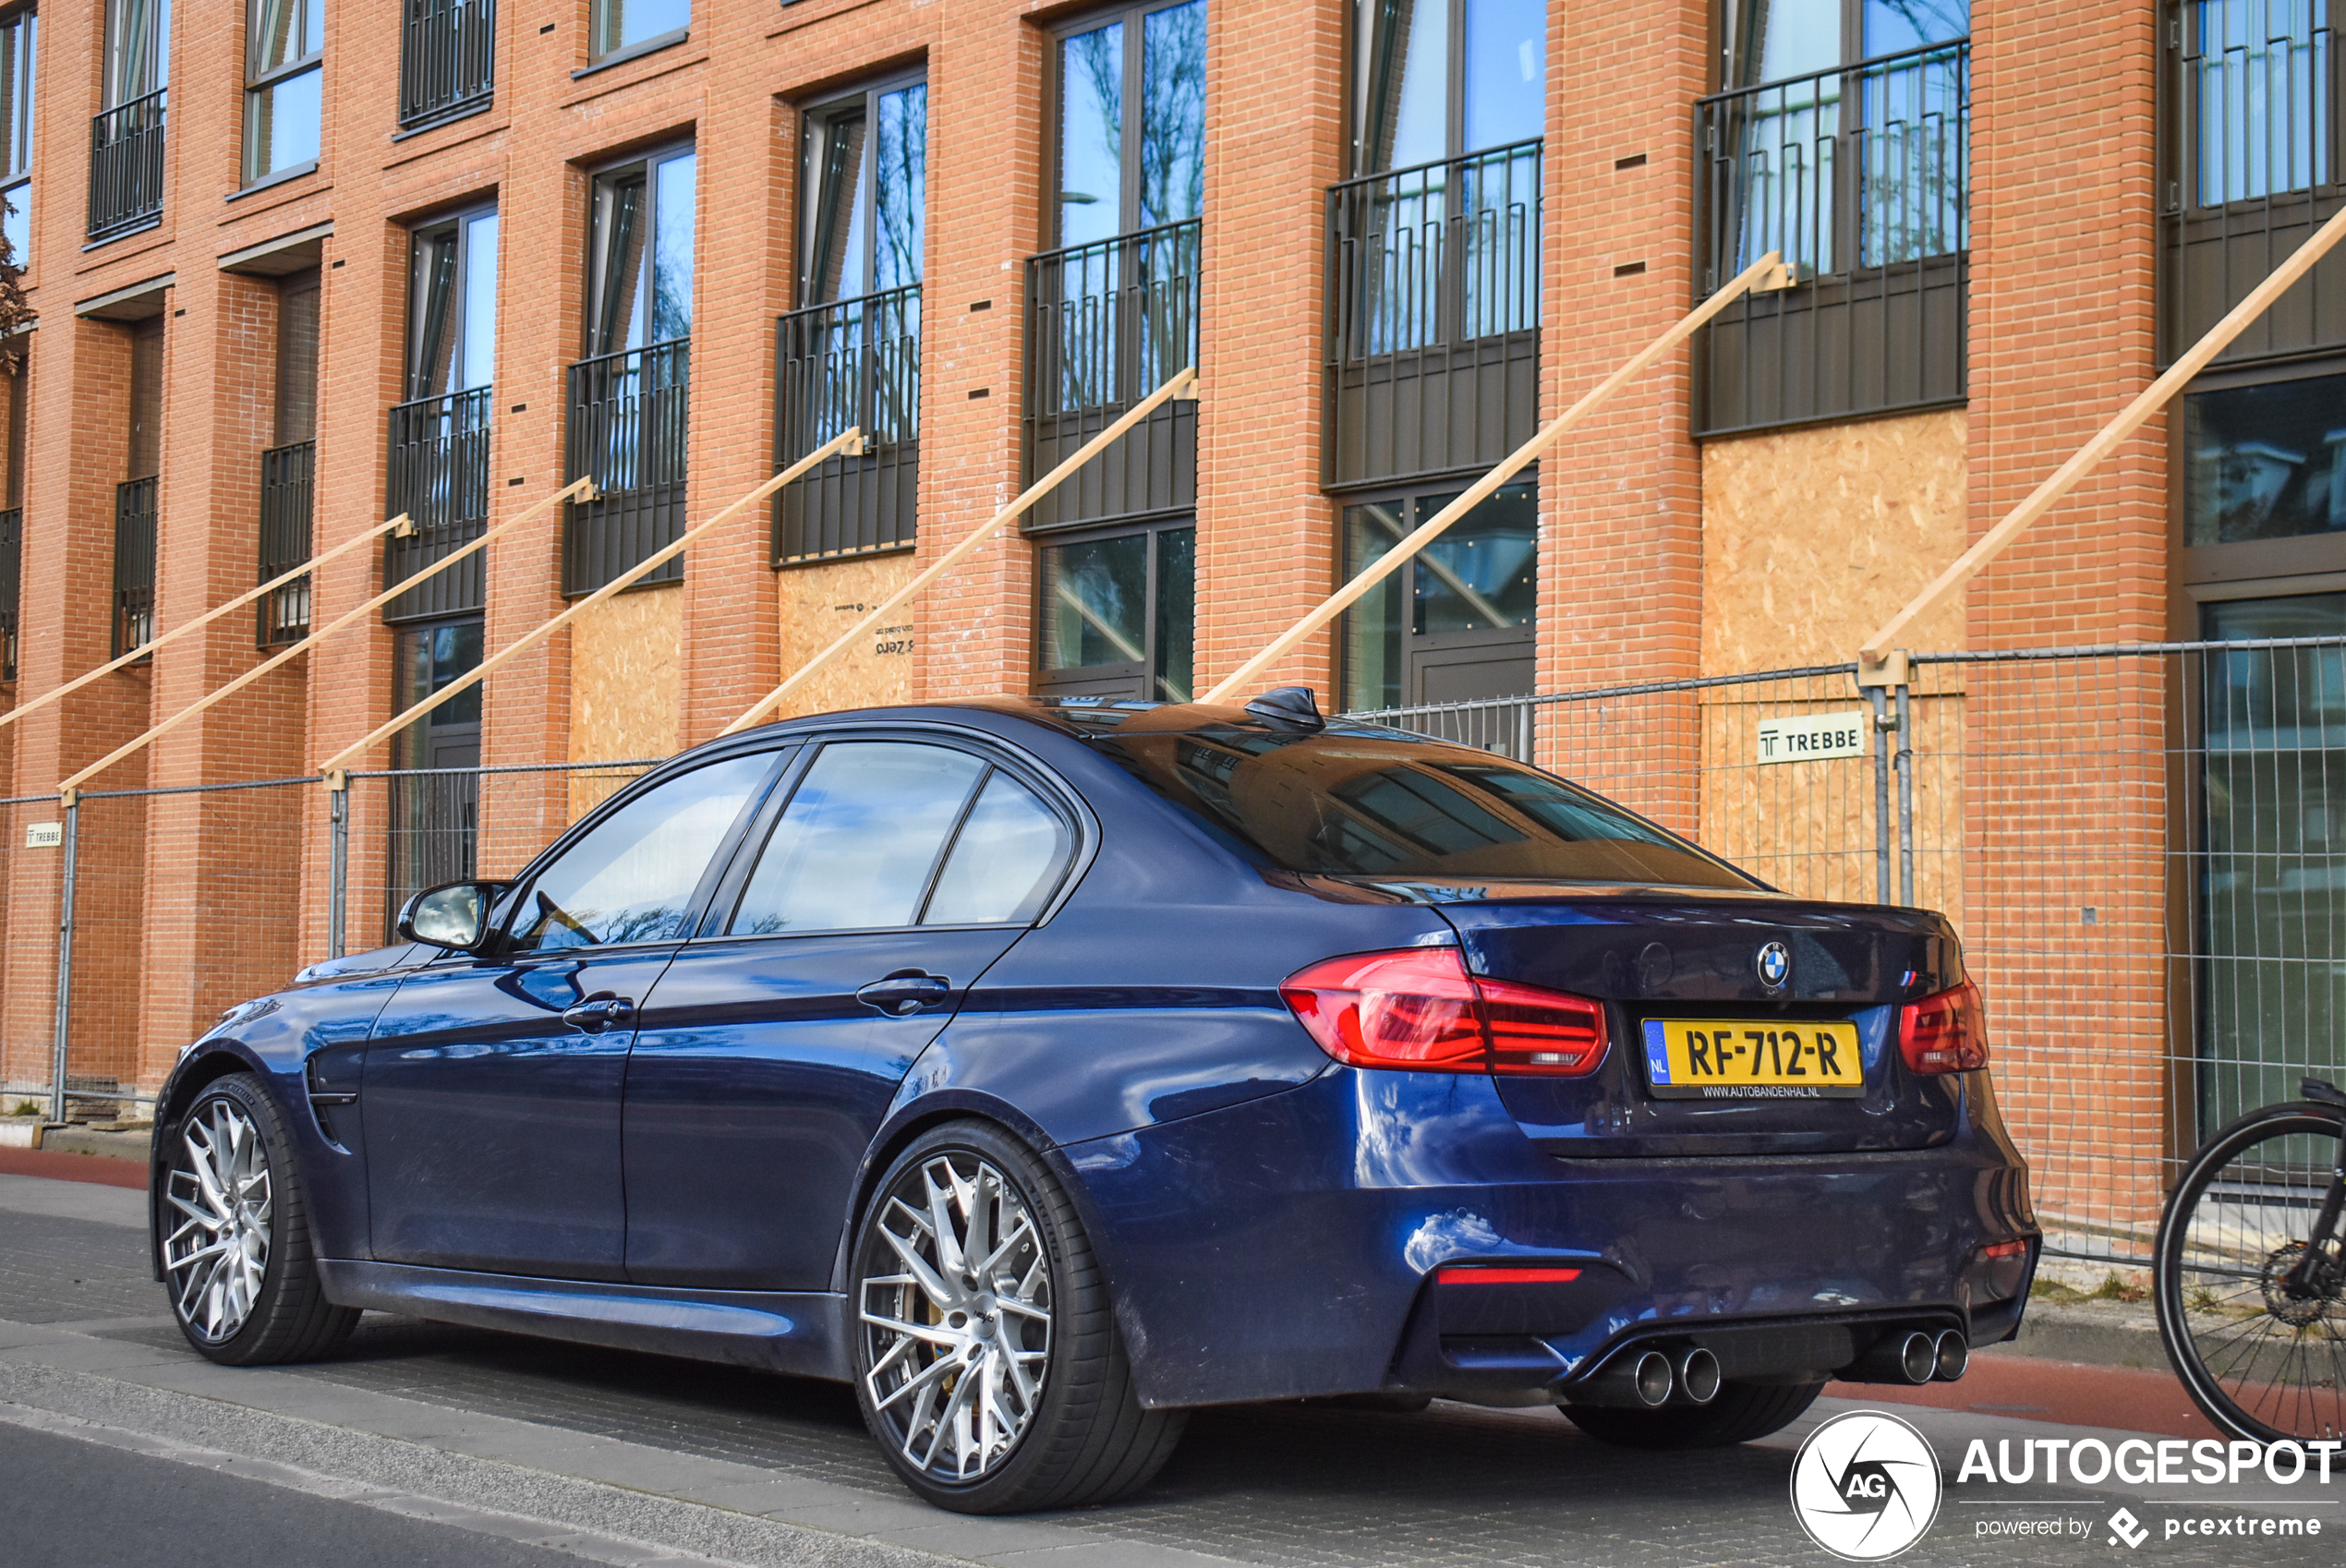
[88,88,166,242]
[385,389,492,623]
[1023,219,1199,530]
[401,0,496,130]
[112,476,157,658]
[0,505,19,682]
[1695,40,1968,433]
[1324,140,1541,488]
[2163,8,2346,364]
[257,440,315,645]
[776,284,921,562]
[566,340,689,595]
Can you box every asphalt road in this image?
[2,1168,2337,1568]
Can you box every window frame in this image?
[1336,476,1539,715]
[694,729,1087,942]
[586,0,688,66]
[103,0,166,110]
[797,66,927,310]
[0,7,33,272]
[242,0,322,187]
[1046,0,1205,247]
[1032,516,1197,702]
[405,202,498,402]
[583,139,695,359]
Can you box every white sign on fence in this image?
[23,821,62,849]
[1757,712,1868,766]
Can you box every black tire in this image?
[2154,1102,2346,1445]
[157,1074,357,1367]
[849,1120,1185,1513]
[1559,1380,1826,1450]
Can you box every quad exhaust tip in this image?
[1631,1349,1675,1407]
[1934,1329,1968,1382]
[1896,1331,1938,1384]
[1678,1346,1722,1405]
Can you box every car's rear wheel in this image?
[849,1120,1185,1513]
[1558,1379,1825,1450]
[159,1073,356,1365]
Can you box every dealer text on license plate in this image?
[1640,1019,1865,1099]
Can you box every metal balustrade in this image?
[88,88,166,241]
[384,389,492,623]
[775,283,920,562]
[0,505,18,682]
[1023,219,1198,530]
[1324,140,1541,488]
[111,476,156,658]
[1695,41,1968,433]
[257,440,315,645]
[400,0,496,129]
[565,340,689,595]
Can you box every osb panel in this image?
[771,554,923,722]
[570,586,683,765]
[1700,408,1970,673]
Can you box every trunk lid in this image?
[1414,883,1967,1156]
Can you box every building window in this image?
[114,319,163,658]
[1326,0,1545,488]
[400,0,493,128]
[2183,371,2346,545]
[1339,480,1536,714]
[0,353,22,681]
[387,615,484,935]
[567,145,692,594]
[591,0,685,61]
[1024,0,1204,532]
[1034,520,1194,702]
[1694,0,1969,432]
[388,207,497,624]
[244,0,320,185]
[776,73,925,562]
[90,0,167,239]
[259,268,319,644]
[0,10,35,271]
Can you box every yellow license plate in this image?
[1640,1019,1866,1100]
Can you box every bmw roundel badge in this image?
[1755,940,1792,992]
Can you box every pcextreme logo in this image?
[1790,1410,1944,1562]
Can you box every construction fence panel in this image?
[1354,635,2346,1274]
[0,792,66,1113]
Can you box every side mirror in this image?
[396,880,506,951]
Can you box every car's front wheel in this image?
[1559,1379,1825,1450]
[849,1120,1184,1513]
[159,1073,356,1366]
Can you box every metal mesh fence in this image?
[1356,635,2346,1270]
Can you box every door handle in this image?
[855,971,952,1017]
[562,993,636,1033]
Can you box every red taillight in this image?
[1978,1238,2028,1260]
[1899,980,1990,1074]
[1279,947,1610,1078]
[1435,1264,1584,1285]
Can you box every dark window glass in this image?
[1354,0,1547,174]
[393,618,484,769]
[1056,0,1204,244]
[924,772,1072,925]
[728,742,986,934]
[104,0,168,107]
[2185,374,2346,546]
[1092,728,1757,887]
[1038,525,1195,701]
[275,269,320,445]
[514,753,770,952]
[410,210,498,397]
[127,319,163,479]
[589,149,693,355]
[1340,482,1536,712]
[804,79,925,305]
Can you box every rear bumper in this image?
[1058,1065,2036,1408]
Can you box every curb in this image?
[1980,1299,2169,1374]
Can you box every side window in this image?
[725,742,1075,935]
[728,742,985,935]
[512,754,775,952]
[924,772,1071,925]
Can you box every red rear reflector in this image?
[1898,980,1990,1074]
[1279,948,1610,1078]
[1436,1265,1584,1285]
[1979,1239,2028,1260]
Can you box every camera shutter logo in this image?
[1789,1410,1942,1561]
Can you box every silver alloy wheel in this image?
[163,1096,273,1345]
[860,1152,1053,1481]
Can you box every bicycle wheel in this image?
[2155,1103,2346,1443]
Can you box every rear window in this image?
[1090,726,1759,889]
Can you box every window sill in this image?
[82,213,163,250]
[227,161,320,202]
[774,540,916,571]
[572,29,688,79]
[393,99,495,141]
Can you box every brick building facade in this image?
[0,0,2336,1191]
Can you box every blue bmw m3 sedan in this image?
[149,691,2037,1513]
